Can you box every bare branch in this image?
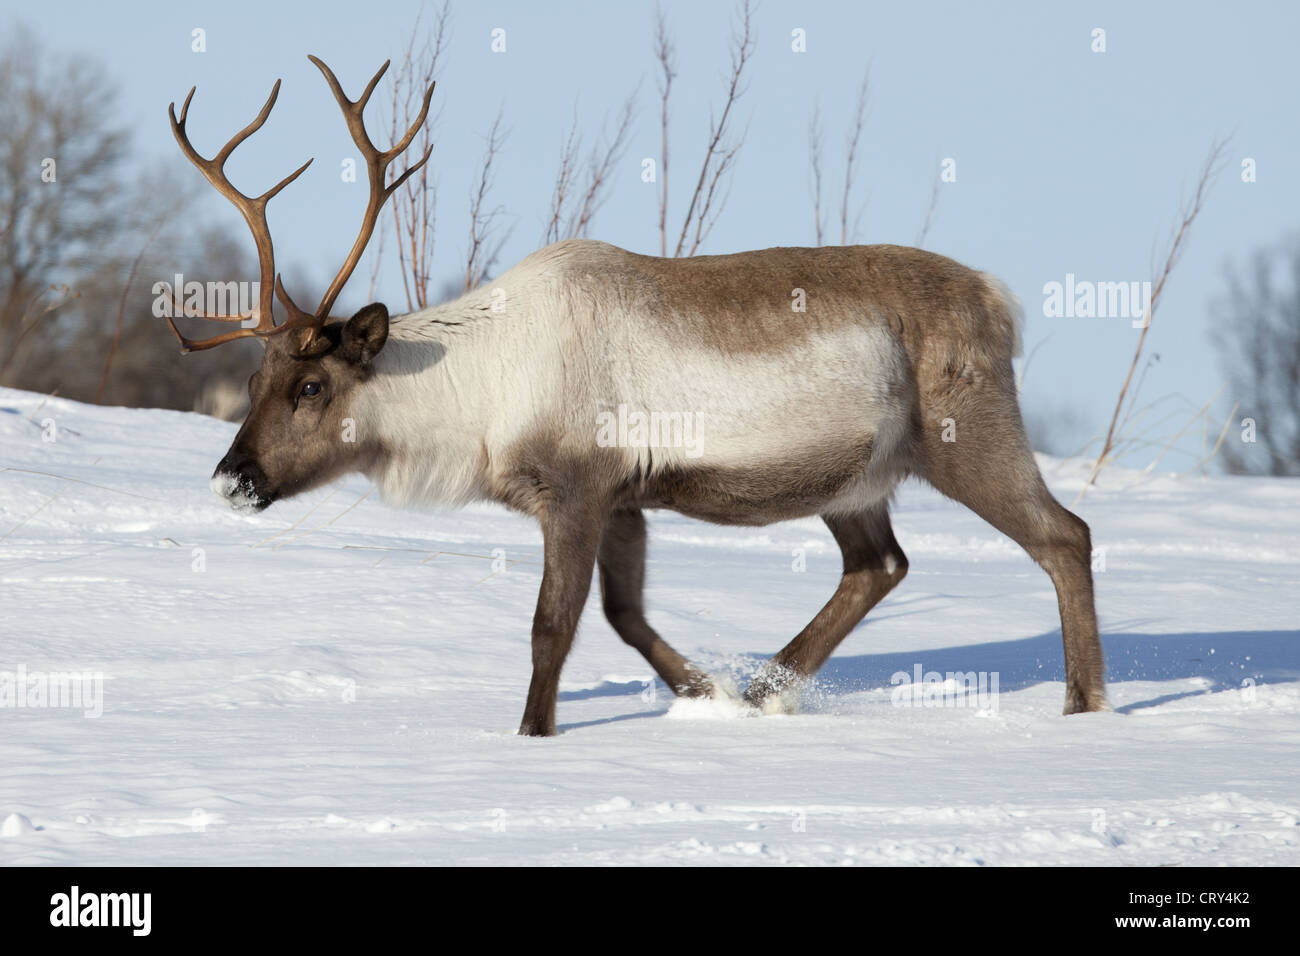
[97,220,163,402]
[465,108,511,291]
[672,0,755,258]
[546,93,638,244]
[0,285,78,384]
[687,124,746,257]
[808,102,825,246]
[1077,135,1231,499]
[377,0,450,311]
[839,67,870,245]
[914,157,942,249]
[653,4,675,257]
[544,104,583,245]
[568,93,637,239]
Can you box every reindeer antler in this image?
[166,56,436,352]
[167,81,313,352]
[304,55,435,321]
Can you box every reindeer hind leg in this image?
[744,505,909,711]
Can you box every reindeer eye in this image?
[300,381,322,398]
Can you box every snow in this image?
[1,386,1297,865]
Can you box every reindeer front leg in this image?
[519,503,603,736]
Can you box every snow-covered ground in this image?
[0,386,1297,865]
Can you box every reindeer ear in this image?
[340,303,389,366]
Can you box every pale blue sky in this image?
[8,0,1298,466]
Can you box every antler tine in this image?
[261,157,314,203]
[272,274,320,330]
[213,79,282,166]
[307,56,389,151]
[387,143,435,198]
[384,80,437,166]
[310,56,434,191]
[165,320,269,354]
[307,55,437,320]
[166,81,315,351]
[175,87,196,126]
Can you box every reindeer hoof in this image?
[1063,688,1110,714]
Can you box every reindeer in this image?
[166,57,1107,736]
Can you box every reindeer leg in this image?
[598,508,712,698]
[519,503,603,737]
[919,370,1107,714]
[745,506,908,711]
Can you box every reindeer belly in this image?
[634,437,880,525]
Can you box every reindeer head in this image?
[166,56,433,512]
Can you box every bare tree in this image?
[807,102,826,246]
[97,218,163,402]
[545,106,583,248]
[11,162,261,413]
[1079,136,1230,497]
[544,94,637,244]
[1213,236,1300,475]
[0,24,127,360]
[806,67,871,246]
[914,159,943,249]
[0,284,77,384]
[838,68,870,245]
[0,26,260,414]
[464,108,512,291]
[370,1,450,311]
[367,4,519,301]
[654,0,755,258]
[653,6,675,257]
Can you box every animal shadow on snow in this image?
[555,629,1299,730]
[814,627,1300,713]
